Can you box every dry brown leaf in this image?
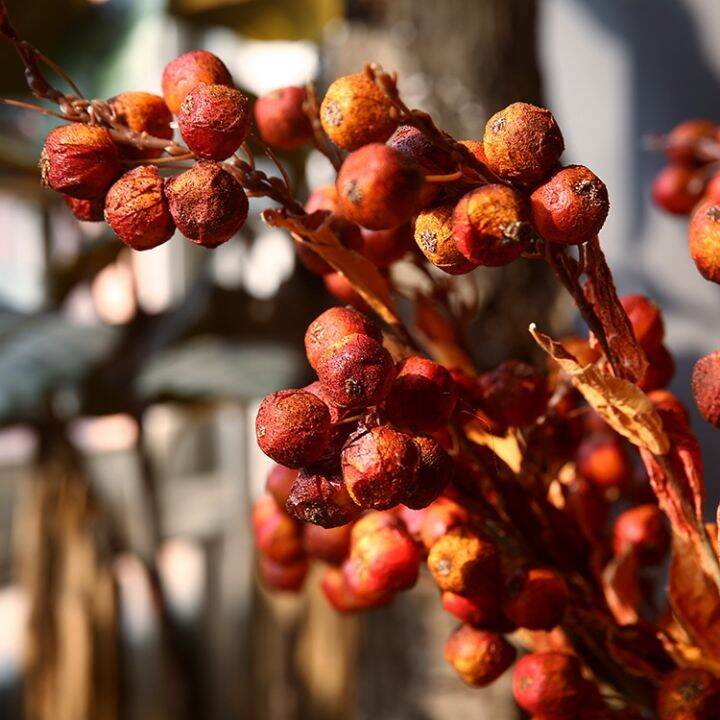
[464,421,523,473]
[602,550,641,625]
[530,325,669,455]
[263,209,400,326]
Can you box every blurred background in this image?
[0,1,720,718]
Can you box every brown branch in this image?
[303,82,344,171]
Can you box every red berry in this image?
[512,652,584,717]
[254,86,313,150]
[303,523,352,564]
[502,567,569,631]
[620,294,665,353]
[358,224,412,267]
[41,124,120,199]
[419,497,470,550]
[265,464,298,507]
[652,164,704,215]
[657,667,720,720]
[638,344,675,392]
[110,91,173,160]
[321,565,392,612]
[252,494,304,564]
[258,555,308,592]
[453,185,532,266]
[255,389,332,468]
[336,144,424,230]
[530,164,609,245]
[689,200,720,283]
[162,50,233,115]
[414,204,479,275]
[444,625,516,687]
[441,589,501,628]
[666,118,717,164]
[165,161,248,247]
[104,166,175,250]
[692,350,720,426]
[398,435,454,510]
[483,102,564,185]
[178,83,250,160]
[323,271,373,312]
[63,196,104,222]
[341,425,419,509]
[577,434,631,490]
[316,333,395,409]
[613,504,669,564]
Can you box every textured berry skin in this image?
[320,73,397,151]
[258,555,308,592]
[165,161,248,247]
[265,464,298,507]
[652,164,704,215]
[399,435,454,510]
[104,166,175,250]
[453,185,532,266]
[63,196,104,222]
[613,504,669,564]
[343,517,419,599]
[692,351,720,426]
[303,523,352,564]
[477,360,548,428]
[444,626,515,688]
[689,200,720,283]
[414,204,479,275]
[336,144,424,230]
[385,356,457,432]
[254,86,313,150]
[110,91,173,159]
[657,668,720,720]
[441,589,501,628]
[161,50,233,114]
[255,389,332,468]
[620,294,665,353]
[666,118,718,164]
[304,306,382,371]
[502,567,569,631]
[40,124,120,199]
[178,83,250,160]
[286,462,361,528]
[483,102,564,185]
[638,344,675,392]
[577,434,631,490]
[359,224,412,267]
[512,652,584,717]
[530,164,609,245]
[316,333,395,409]
[341,425,419,509]
[321,565,392,612]
[427,527,499,594]
[323,272,373,312]
[252,494,304,564]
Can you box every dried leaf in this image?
[413,296,475,374]
[264,209,400,326]
[606,622,674,682]
[668,530,720,666]
[530,325,668,454]
[582,238,648,383]
[464,421,523,473]
[602,551,641,625]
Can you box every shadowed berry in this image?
[63,196,104,222]
[638,344,675,392]
[286,461,361,528]
[304,306,382,371]
[652,164,704,215]
[531,164,609,245]
[420,496,470,550]
[483,102,564,185]
[427,527,499,594]
[444,625,516,687]
[254,86,313,150]
[692,350,720,426]
[162,50,233,114]
[320,72,397,151]
[689,200,720,283]
[323,271,373,312]
[316,333,395,409]
[359,224,412,267]
[255,389,332,468]
[613,504,669,564]
[341,425,419,509]
[104,166,175,250]
[336,144,424,230]
[512,652,584,717]
[577,434,631,490]
[657,668,720,720]
[110,91,173,159]
[385,356,457,432]
[502,567,569,631]
[399,435,454,510]
[321,565,392,612]
[620,294,665,353]
[41,124,120,199]
[265,464,298,507]
[258,555,308,593]
[441,589,501,628]
[178,84,250,160]
[453,185,532,266]
[477,360,548,428]
[666,118,718,164]
[303,522,352,564]
[165,161,248,247]
[252,494,304,564]
[414,204,479,275]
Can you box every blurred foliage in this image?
[169,0,341,40]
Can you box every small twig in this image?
[0,96,73,121]
[425,170,463,183]
[303,81,343,171]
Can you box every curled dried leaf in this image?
[464,422,523,473]
[602,550,641,626]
